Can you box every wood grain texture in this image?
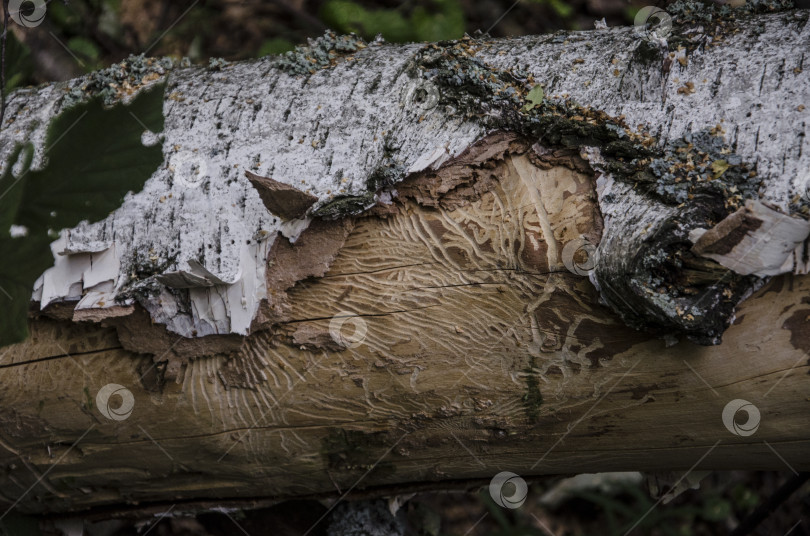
[0,152,808,516]
[6,11,809,346]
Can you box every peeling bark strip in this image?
[691,200,810,275]
[1,210,809,515]
[0,10,810,516]
[1,11,809,352]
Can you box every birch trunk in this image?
[1,7,809,516]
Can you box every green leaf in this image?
[68,36,101,61]
[320,0,465,43]
[413,0,465,42]
[0,83,166,348]
[258,38,295,57]
[3,32,34,94]
[522,84,544,111]
[321,0,411,42]
[549,0,574,18]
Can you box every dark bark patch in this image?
[781,307,810,354]
[692,205,764,256]
[395,132,527,211]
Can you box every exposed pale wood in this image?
[5,10,808,345]
[2,9,810,519]
[0,154,808,516]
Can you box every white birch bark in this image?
[0,8,808,518]
[3,10,808,345]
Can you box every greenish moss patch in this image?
[62,54,176,108]
[275,31,367,76]
[522,356,543,424]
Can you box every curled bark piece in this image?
[690,200,810,276]
[72,289,134,323]
[244,170,318,221]
[157,259,232,288]
[2,13,810,515]
[3,9,808,350]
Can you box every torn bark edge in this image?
[690,199,810,276]
[28,132,566,390]
[589,159,810,345]
[31,126,807,377]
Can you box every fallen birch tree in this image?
[0,3,809,521]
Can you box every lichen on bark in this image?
[3,8,808,352]
[394,34,778,344]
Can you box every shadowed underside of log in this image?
[1,142,808,516]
